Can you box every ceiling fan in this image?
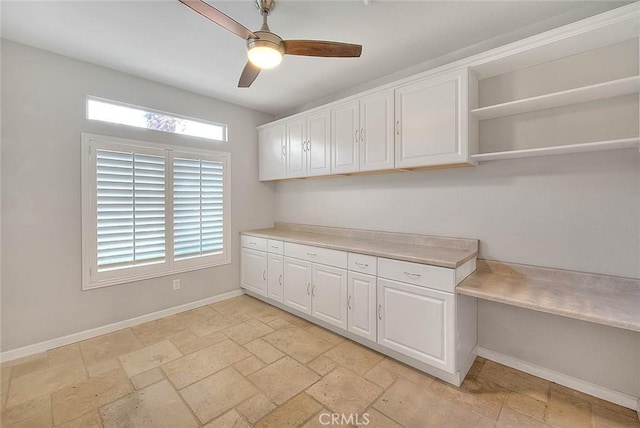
[179,0,363,88]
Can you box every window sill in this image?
[82,258,231,291]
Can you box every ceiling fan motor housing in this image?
[247,31,284,55]
[255,0,275,15]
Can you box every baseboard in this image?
[477,347,640,411]
[0,289,244,363]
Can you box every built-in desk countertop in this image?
[457,261,640,333]
[242,223,478,269]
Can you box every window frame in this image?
[81,133,231,290]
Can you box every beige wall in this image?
[274,149,640,397]
[0,40,275,351]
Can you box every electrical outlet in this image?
[173,279,181,290]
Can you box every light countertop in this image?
[457,269,640,333]
[242,228,477,269]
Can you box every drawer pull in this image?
[403,271,422,279]
[347,295,352,310]
[306,252,317,257]
[271,245,279,249]
[249,241,256,245]
[355,261,369,268]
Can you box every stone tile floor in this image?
[1,295,639,427]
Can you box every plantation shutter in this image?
[96,149,166,271]
[173,156,225,260]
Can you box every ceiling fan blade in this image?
[282,40,362,58]
[179,0,257,40]
[238,61,261,88]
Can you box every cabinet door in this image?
[283,257,312,314]
[307,110,331,176]
[241,248,267,296]
[268,253,284,303]
[311,264,348,330]
[347,272,377,342]
[377,278,455,373]
[360,90,394,172]
[331,100,360,174]
[258,123,286,181]
[395,68,469,168]
[286,117,307,178]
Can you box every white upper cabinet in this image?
[331,100,360,174]
[360,90,395,172]
[306,110,332,176]
[395,68,470,168]
[286,116,307,178]
[258,123,286,181]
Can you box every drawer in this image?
[348,253,377,275]
[241,235,267,251]
[377,258,456,293]
[267,239,284,254]
[284,242,347,269]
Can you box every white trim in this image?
[0,289,244,363]
[477,347,640,412]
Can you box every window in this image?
[86,97,228,142]
[82,133,230,290]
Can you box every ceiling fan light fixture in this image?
[248,44,283,69]
[247,34,284,69]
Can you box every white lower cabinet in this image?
[241,234,475,384]
[241,248,267,296]
[377,278,455,373]
[283,257,313,314]
[347,271,377,341]
[267,254,284,303]
[311,264,348,330]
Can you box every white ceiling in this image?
[1,1,629,115]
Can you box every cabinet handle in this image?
[378,304,382,320]
[307,283,311,295]
[355,261,369,268]
[279,274,282,286]
[311,284,316,297]
[282,145,287,156]
[354,130,359,144]
[306,141,310,152]
[396,120,400,136]
[306,252,317,258]
[361,128,364,143]
[347,295,352,310]
[403,271,422,279]
[263,270,266,281]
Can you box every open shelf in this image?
[471,137,640,162]
[471,76,640,120]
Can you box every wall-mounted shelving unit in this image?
[470,76,640,120]
[468,6,640,162]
